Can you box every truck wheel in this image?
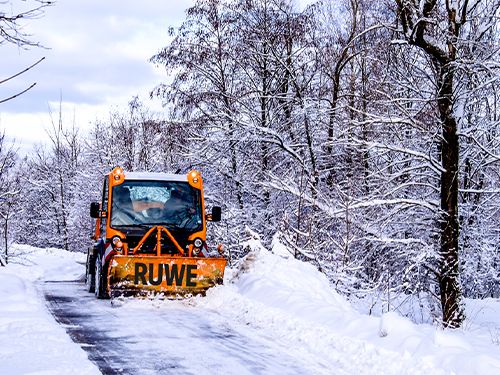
[94,255,109,299]
[85,249,95,293]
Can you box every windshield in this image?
[110,180,202,231]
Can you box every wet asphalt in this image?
[42,280,319,375]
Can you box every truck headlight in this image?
[112,236,123,249]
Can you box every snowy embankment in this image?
[1,241,500,374]
[0,245,100,375]
[197,234,500,375]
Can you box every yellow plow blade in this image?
[107,255,227,298]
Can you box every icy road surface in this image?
[43,280,330,375]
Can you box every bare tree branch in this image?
[0,56,45,85]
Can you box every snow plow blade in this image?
[107,255,227,298]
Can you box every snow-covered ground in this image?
[0,245,100,375]
[1,241,500,374]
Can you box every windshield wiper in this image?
[113,222,193,233]
[126,222,183,231]
[143,222,175,227]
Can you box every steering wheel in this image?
[146,207,164,220]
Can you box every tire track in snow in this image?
[42,280,321,375]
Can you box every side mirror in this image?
[90,202,100,218]
[211,206,221,222]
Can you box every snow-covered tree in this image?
[0,131,18,266]
[393,0,500,328]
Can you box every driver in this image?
[163,189,189,222]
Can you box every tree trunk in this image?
[3,216,8,265]
[436,62,464,328]
[396,0,466,328]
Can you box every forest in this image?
[1,0,499,329]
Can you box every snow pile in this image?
[0,245,100,375]
[196,234,500,375]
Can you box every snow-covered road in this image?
[43,280,330,375]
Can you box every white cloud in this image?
[1,0,194,146]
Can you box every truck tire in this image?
[94,255,109,299]
[85,249,96,293]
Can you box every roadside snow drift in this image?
[0,246,100,375]
[196,234,500,375]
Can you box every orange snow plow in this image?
[108,254,227,297]
[85,167,227,298]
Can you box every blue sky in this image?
[0,0,194,148]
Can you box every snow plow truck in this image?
[85,167,227,298]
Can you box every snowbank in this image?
[196,234,500,375]
[0,245,100,375]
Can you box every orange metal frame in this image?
[131,225,185,256]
